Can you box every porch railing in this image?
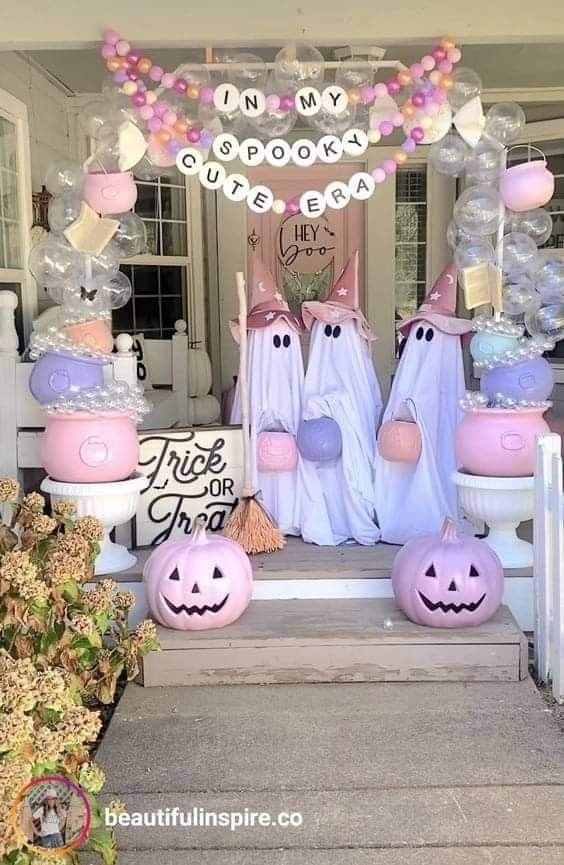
[534,432,564,703]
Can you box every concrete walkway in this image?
[96,678,564,863]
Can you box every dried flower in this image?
[43,532,90,585]
[0,550,49,602]
[57,705,102,749]
[0,478,19,503]
[28,513,57,538]
[115,591,135,610]
[107,799,126,815]
[0,655,38,712]
[134,619,158,649]
[35,668,73,713]
[70,614,95,635]
[74,516,104,543]
[78,761,106,794]
[21,491,45,512]
[0,711,34,753]
[52,499,77,518]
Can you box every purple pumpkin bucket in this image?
[29,350,108,405]
[297,417,342,462]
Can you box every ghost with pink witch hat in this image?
[230,257,331,540]
[374,261,473,544]
[301,250,383,545]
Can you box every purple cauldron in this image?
[481,356,554,403]
[29,350,108,405]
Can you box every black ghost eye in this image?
[415,326,424,340]
[425,328,434,342]
[425,564,437,577]
[212,567,223,579]
[283,334,291,348]
[169,567,180,581]
[273,334,281,348]
[324,324,333,337]
[469,565,479,577]
[333,325,341,339]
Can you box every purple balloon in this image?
[297,417,342,462]
[29,351,107,405]
[481,356,554,402]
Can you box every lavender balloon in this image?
[481,356,554,403]
[297,417,342,462]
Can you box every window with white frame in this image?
[113,171,190,339]
[394,166,427,355]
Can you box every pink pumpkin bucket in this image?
[42,411,139,483]
[62,319,114,354]
[256,431,298,472]
[455,406,550,477]
[500,146,555,212]
[83,171,138,215]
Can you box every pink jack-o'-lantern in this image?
[391,518,503,628]
[256,431,298,472]
[143,520,253,631]
[377,419,422,464]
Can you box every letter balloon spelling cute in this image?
[374,262,473,543]
[301,251,383,545]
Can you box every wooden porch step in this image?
[139,598,528,687]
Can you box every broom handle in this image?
[236,271,252,494]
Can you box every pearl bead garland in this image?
[459,390,552,412]
[473,333,556,371]
[29,327,112,361]
[45,381,151,426]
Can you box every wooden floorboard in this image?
[140,599,527,686]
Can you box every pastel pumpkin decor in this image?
[297,417,343,462]
[143,520,253,631]
[377,419,422,464]
[256,431,298,472]
[391,517,504,628]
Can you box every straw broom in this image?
[225,271,285,554]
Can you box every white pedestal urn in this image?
[452,471,534,568]
[41,473,147,575]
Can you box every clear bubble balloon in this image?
[464,137,505,186]
[175,62,211,88]
[535,253,564,303]
[89,137,121,173]
[454,237,496,270]
[47,192,83,233]
[198,102,247,137]
[502,272,539,317]
[44,160,85,196]
[89,270,132,310]
[132,153,168,181]
[227,53,268,91]
[446,218,474,251]
[248,79,297,138]
[79,99,116,140]
[369,94,398,128]
[454,184,504,236]
[62,282,109,318]
[525,302,564,342]
[404,101,453,145]
[497,231,539,275]
[274,42,325,92]
[336,60,373,88]
[429,132,470,176]
[307,85,357,135]
[28,236,82,290]
[112,212,147,258]
[507,208,553,247]
[485,102,526,145]
[448,67,482,111]
[86,241,121,280]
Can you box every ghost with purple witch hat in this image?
[300,250,383,545]
[230,257,331,540]
[374,261,473,544]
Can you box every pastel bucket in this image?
[42,411,139,483]
[83,171,138,215]
[455,406,550,477]
[256,431,298,472]
[62,319,114,354]
[499,146,555,212]
[29,350,107,405]
[377,419,422,464]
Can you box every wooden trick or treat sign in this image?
[135,428,244,546]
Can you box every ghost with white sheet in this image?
[230,258,331,541]
[300,250,383,545]
[374,262,472,544]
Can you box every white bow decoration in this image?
[453,96,485,148]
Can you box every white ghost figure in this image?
[374,261,472,544]
[230,259,330,539]
[301,250,383,545]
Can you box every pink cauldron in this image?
[83,171,138,215]
[256,431,298,472]
[42,411,139,483]
[500,147,555,212]
[62,319,114,354]
[455,406,550,477]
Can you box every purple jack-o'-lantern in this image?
[144,521,253,631]
[297,417,342,462]
[392,518,504,628]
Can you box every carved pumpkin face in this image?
[256,431,298,472]
[391,518,503,628]
[143,522,252,631]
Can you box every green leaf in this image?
[61,579,80,602]
[87,827,118,865]
[94,611,110,633]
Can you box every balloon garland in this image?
[98,31,463,216]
